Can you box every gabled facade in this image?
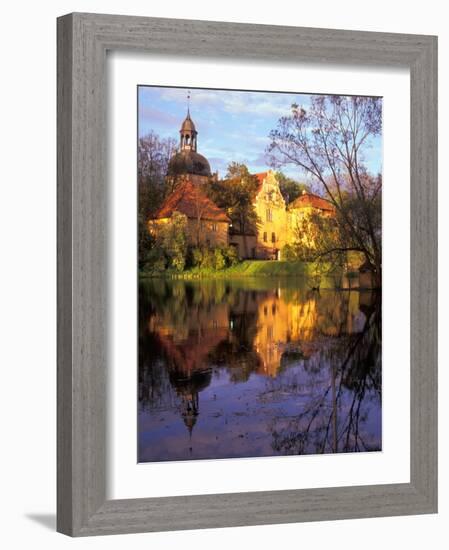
[287,187,336,251]
[230,170,335,260]
[149,180,230,248]
[253,170,288,259]
[229,170,288,260]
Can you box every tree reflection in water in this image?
[138,278,381,462]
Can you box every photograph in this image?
[137,85,382,462]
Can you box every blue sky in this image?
[138,86,382,181]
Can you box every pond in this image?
[138,277,381,462]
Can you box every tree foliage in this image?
[158,211,189,272]
[206,162,260,235]
[275,171,309,204]
[138,131,178,219]
[138,211,155,270]
[189,245,239,271]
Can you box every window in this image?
[211,223,217,232]
[263,232,267,242]
[271,232,276,243]
[266,209,272,222]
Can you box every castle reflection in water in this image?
[138,278,381,462]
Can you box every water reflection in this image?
[139,278,381,462]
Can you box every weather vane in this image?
[187,89,191,114]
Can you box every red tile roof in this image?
[289,192,335,213]
[254,172,268,193]
[154,180,231,223]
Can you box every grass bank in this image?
[140,260,339,280]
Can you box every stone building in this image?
[149,109,335,257]
[288,190,336,250]
[230,170,336,260]
[149,180,230,247]
[229,171,287,260]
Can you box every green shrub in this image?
[142,246,167,273]
[214,247,227,270]
[138,213,155,269]
[190,247,203,267]
[185,244,240,271]
[200,247,215,269]
[171,252,186,272]
[223,245,239,266]
[281,244,297,262]
[159,211,188,272]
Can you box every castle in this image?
[149,109,335,260]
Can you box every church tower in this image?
[167,94,212,183]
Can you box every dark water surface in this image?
[138,277,381,462]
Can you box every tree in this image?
[138,131,178,268]
[158,211,189,271]
[275,171,309,204]
[138,210,155,270]
[138,131,177,219]
[206,162,260,236]
[190,186,211,247]
[267,95,382,286]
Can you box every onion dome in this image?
[167,150,211,177]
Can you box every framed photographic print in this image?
[136,85,383,463]
[57,13,438,536]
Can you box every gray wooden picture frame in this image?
[57,12,438,537]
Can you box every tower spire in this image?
[179,92,197,152]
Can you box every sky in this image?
[138,86,382,182]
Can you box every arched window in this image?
[185,134,190,145]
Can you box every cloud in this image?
[139,105,178,127]
[157,87,298,119]
[249,153,270,166]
